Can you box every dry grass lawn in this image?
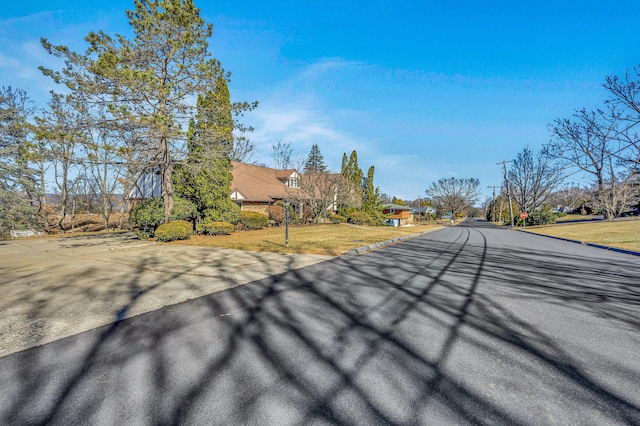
[523,220,640,252]
[555,214,602,222]
[175,222,444,256]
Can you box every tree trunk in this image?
[161,136,174,222]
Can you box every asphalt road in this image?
[1,219,639,425]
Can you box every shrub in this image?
[328,213,346,224]
[239,211,269,230]
[170,197,197,221]
[268,205,285,226]
[525,208,557,226]
[203,203,241,224]
[130,196,198,239]
[347,211,373,225]
[554,211,567,218]
[129,197,164,239]
[154,220,193,242]
[197,221,234,235]
[267,204,300,226]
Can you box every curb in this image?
[344,227,444,256]
[517,229,640,257]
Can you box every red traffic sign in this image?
[520,212,528,219]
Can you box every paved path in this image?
[1,220,639,425]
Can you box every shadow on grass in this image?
[1,220,639,424]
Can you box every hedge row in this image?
[197,221,234,235]
[239,211,269,230]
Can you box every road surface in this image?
[1,219,639,425]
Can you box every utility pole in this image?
[497,161,514,227]
[487,185,500,223]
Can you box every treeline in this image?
[0,0,257,238]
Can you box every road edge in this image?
[344,226,445,256]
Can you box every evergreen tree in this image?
[362,165,380,217]
[173,76,237,223]
[40,0,241,221]
[0,87,40,237]
[304,144,327,173]
[339,150,364,216]
[344,150,363,189]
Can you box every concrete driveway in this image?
[0,232,331,357]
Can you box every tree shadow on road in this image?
[1,226,639,425]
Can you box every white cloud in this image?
[0,53,20,69]
[245,58,374,169]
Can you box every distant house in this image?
[382,203,413,226]
[411,206,436,219]
[127,161,303,215]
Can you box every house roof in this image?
[383,203,412,211]
[274,169,297,179]
[230,161,299,202]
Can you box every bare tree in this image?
[603,67,640,174]
[290,172,345,225]
[37,94,82,232]
[548,107,634,218]
[593,172,638,218]
[272,140,293,169]
[547,184,591,213]
[231,135,256,163]
[425,177,480,217]
[508,147,565,213]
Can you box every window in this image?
[289,178,300,188]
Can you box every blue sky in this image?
[1,1,639,201]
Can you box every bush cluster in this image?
[239,211,269,230]
[347,211,374,225]
[268,204,300,226]
[197,221,234,235]
[267,205,286,226]
[154,220,193,242]
[129,196,197,239]
[524,209,557,226]
[129,197,164,239]
[328,213,346,224]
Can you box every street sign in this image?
[520,212,528,219]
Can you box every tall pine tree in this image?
[304,144,327,173]
[40,0,237,221]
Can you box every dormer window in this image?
[289,177,300,188]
